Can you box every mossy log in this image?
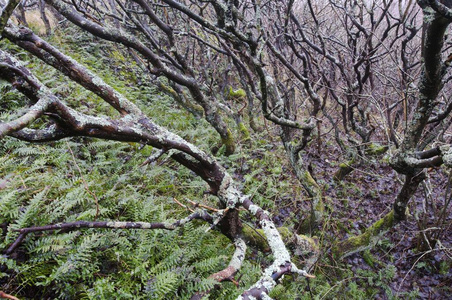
[333,210,394,258]
[333,160,355,181]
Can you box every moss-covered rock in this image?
[333,159,355,181]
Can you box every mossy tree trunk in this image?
[390,5,452,221]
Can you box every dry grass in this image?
[11,8,58,35]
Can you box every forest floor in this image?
[265,140,452,299]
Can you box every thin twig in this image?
[184,197,219,212]
[173,197,194,212]
[396,250,432,296]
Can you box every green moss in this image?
[339,160,354,170]
[301,170,320,190]
[109,49,127,62]
[228,86,246,99]
[242,225,270,251]
[334,211,395,258]
[238,122,250,141]
[365,143,388,156]
[296,170,324,233]
[334,158,356,181]
[277,226,291,240]
[301,171,323,214]
[221,128,235,155]
[314,197,324,214]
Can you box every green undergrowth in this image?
[0,136,286,299]
[0,135,310,299]
[0,138,210,298]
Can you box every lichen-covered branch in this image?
[5,211,214,255]
[9,126,71,142]
[0,93,52,139]
[238,196,315,299]
[242,226,319,269]
[4,24,142,116]
[191,237,247,299]
[210,237,246,283]
[0,0,20,34]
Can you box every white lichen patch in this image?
[229,238,246,270]
[423,7,437,24]
[261,219,290,259]
[260,294,273,300]
[403,156,421,167]
[4,22,22,37]
[265,75,275,85]
[246,204,261,215]
[70,109,115,129]
[440,145,452,167]
[106,221,127,228]
[261,278,276,291]
[146,123,215,166]
[237,277,276,300]
[105,221,155,229]
[218,174,241,207]
[0,49,24,68]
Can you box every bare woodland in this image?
[1,0,452,298]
